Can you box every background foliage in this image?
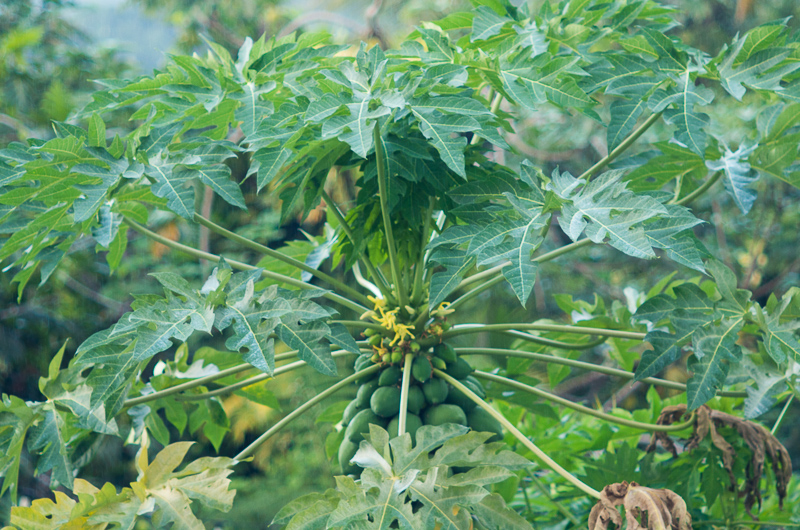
[1,0,799,528]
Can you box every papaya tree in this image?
[1,0,799,528]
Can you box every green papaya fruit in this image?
[342,399,364,425]
[355,379,379,408]
[353,354,373,374]
[464,375,486,398]
[370,386,402,418]
[386,413,423,440]
[423,404,467,427]
[422,378,449,405]
[344,409,385,443]
[445,382,477,412]
[338,438,361,475]
[379,365,401,386]
[467,407,503,443]
[411,356,432,382]
[433,343,457,364]
[407,385,425,414]
[445,357,473,379]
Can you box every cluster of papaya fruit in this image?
[338,342,503,474]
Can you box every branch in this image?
[123,216,368,315]
[235,363,382,460]
[474,371,695,432]
[434,369,601,499]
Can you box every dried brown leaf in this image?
[646,404,793,516]
[588,482,692,530]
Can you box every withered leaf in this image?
[647,404,792,516]
[588,481,692,530]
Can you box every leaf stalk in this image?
[474,371,696,432]
[374,124,409,309]
[579,112,662,181]
[235,363,382,460]
[434,369,602,499]
[193,213,370,306]
[123,216,368,314]
[320,188,395,303]
[398,352,414,436]
[176,350,365,401]
[456,347,746,398]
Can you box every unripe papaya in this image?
[370,386,402,418]
[431,357,447,370]
[407,385,425,414]
[386,413,423,440]
[345,409,385,443]
[343,399,364,425]
[445,357,473,379]
[339,438,361,475]
[423,404,467,427]
[353,354,373,375]
[464,375,486,398]
[467,407,503,443]
[391,349,403,364]
[379,365,401,386]
[445,382,477,412]
[433,343,457,364]
[368,334,382,347]
[356,380,379,408]
[411,356,432,382]
[422,378,449,405]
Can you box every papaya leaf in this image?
[686,317,745,410]
[705,143,759,215]
[550,169,668,259]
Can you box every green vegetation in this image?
[1,0,800,528]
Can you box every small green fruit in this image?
[411,356,432,383]
[370,386,402,418]
[422,378,449,405]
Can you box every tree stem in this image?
[474,371,695,432]
[434,369,601,499]
[123,216,368,314]
[193,213,370,306]
[235,364,382,460]
[374,124,408,309]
